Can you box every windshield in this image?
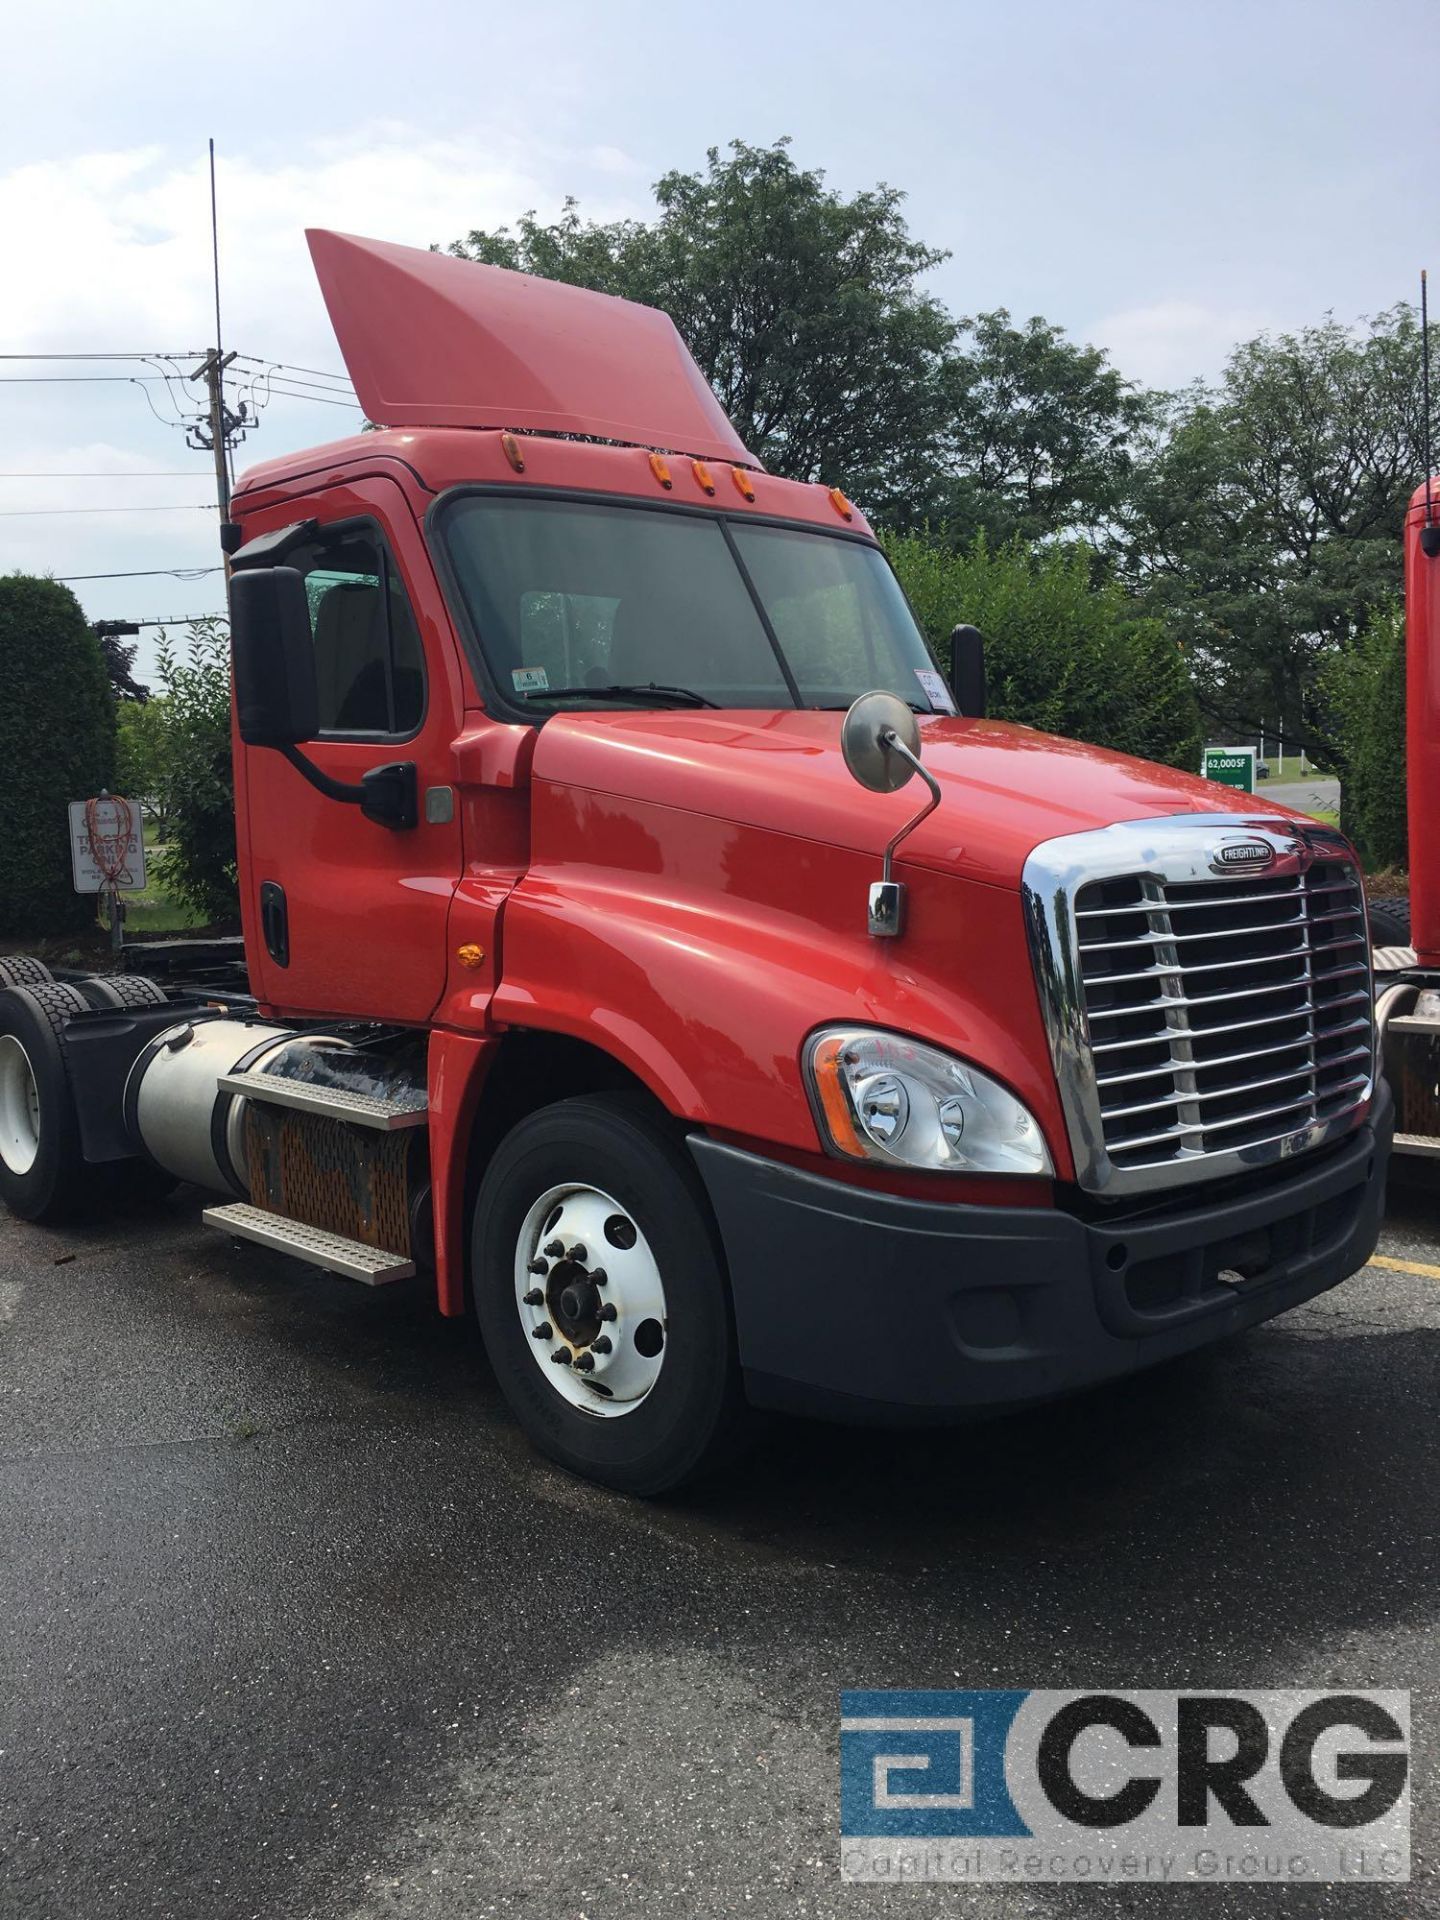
[439,495,951,714]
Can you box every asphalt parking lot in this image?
[1,1169,1437,1919]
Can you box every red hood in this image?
[306,228,758,466]
[532,709,1304,889]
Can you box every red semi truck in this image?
[0,233,1393,1492]
[1373,480,1440,1159]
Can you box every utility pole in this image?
[187,347,238,520]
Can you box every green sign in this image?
[1202,746,1256,793]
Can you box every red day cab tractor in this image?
[1371,481,1440,1162]
[0,233,1394,1493]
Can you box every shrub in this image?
[885,530,1202,770]
[0,574,116,937]
[1315,601,1406,869]
[153,619,238,925]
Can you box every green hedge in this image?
[1315,601,1407,869]
[0,575,116,937]
[885,531,1202,770]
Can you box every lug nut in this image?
[543,1239,565,1258]
[531,1322,553,1340]
[528,1258,548,1276]
[598,1302,617,1322]
[590,1268,607,1287]
[567,1244,587,1264]
[523,1288,545,1306]
[572,1352,596,1373]
[550,1347,572,1366]
[591,1335,612,1354]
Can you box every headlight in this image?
[804,1027,1053,1176]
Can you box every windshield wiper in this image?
[522,682,718,709]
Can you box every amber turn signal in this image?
[456,944,486,970]
[806,1032,866,1160]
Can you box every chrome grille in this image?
[1076,862,1371,1170]
[1023,817,1376,1195]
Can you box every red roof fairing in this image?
[306,229,759,468]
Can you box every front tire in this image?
[472,1093,744,1495]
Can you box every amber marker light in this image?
[648,452,673,489]
[691,459,716,495]
[827,486,854,521]
[456,944,486,970]
[807,1032,866,1159]
[730,466,756,503]
[500,432,525,473]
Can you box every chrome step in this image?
[1394,1131,1440,1161]
[218,1070,427,1130]
[202,1203,415,1283]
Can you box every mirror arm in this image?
[879,731,943,885]
[277,743,366,805]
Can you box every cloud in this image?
[1087,298,1281,390]
[0,127,643,364]
[0,127,649,641]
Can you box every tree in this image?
[0,574,116,937]
[1122,304,1435,753]
[448,139,958,521]
[930,311,1155,544]
[887,530,1201,770]
[95,626,150,702]
[151,619,237,925]
[1314,601,1407,870]
[115,696,173,839]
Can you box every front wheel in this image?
[472,1093,745,1495]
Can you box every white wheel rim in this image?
[0,1035,41,1176]
[514,1182,669,1418]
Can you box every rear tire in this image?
[0,955,53,991]
[472,1093,746,1495]
[0,982,91,1222]
[1368,897,1412,953]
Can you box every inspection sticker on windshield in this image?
[915,667,956,713]
[511,666,549,693]
[840,1689,1409,1884]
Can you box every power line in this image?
[0,503,215,517]
[0,351,206,361]
[54,567,224,581]
[0,470,209,478]
[233,352,351,383]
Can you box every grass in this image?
[123,822,206,935]
[1256,754,1331,783]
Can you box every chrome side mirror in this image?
[840,692,943,938]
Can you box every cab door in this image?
[239,475,465,1023]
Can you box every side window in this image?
[286,525,425,735]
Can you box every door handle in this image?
[260,880,289,967]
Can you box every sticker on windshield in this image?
[915,667,957,714]
[511,666,550,694]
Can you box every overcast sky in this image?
[2,0,1431,680]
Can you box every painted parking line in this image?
[1367,1254,1440,1282]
